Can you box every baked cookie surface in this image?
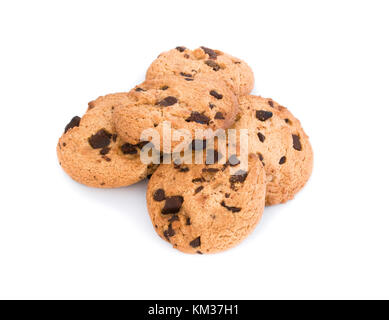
[146,46,254,96]
[146,152,266,254]
[113,76,238,152]
[234,95,313,205]
[57,93,155,188]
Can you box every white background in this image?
[0,0,388,300]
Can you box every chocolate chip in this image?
[227,155,240,166]
[201,46,217,59]
[180,72,193,77]
[186,217,191,225]
[192,177,205,183]
[164,223,175,239]
[112,134,118,142]
[64,116,81,133]
[176,46,186,52]
[161,85,169,90]
[210,90,223,99]
[153,189,165,202]
[184,78,194,81]
[197,251,203,254]
[189,236,201,248]
[100,147,110,155]
[209,103,216,109]
[268,100,274,108]
[135,87,146,92]
[204,60,220,71]
[206,149,222,164]
[186,112,210,125]
[225,193,230,198]
[194,186,204,194]
[168,215,179,223]
[157,96,178,107]
[102,155,111,162]
[62,143,66,147]
[292,134,302,151]
[279,156,286,164]
[256,110,273,121]
[191,139,207,150]
[257,132,265,142]
[121,143,137,155]
[284,118,290,124]
[88,129,112,149]
[184,54,190,59]
[162,196,184,214]
[221,201,241,213]
[229,170,248,184]
[258,153,264,161]
[202,168,219,173]
[214,112,225,120]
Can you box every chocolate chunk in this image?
[189,236,201,248]
[229,170,248,184]
[157,96,178,107]
[88,129,112,149]
[135,87,145,92]
[194,186,204,194]
[164,223,175,239]
[209,103,216,109]
[227,155,240,166]
[161,85,169,90]
[201,46,217,59]
[121,143,137,155]
[221,201,241,213]
[256,110,273,121]
[153,189,165,202]
[162,196,184,214]
[186,217,191,225]
[186,112,210,125]
[180,72,193,77]
[210,90,223,99]
[292,134,302,151]
[204,60,220,71]
[168,215,179,223]
[176,46,186,52]
[279,156,286,164]
[100,147,110,155]
[268,100,274,108]
[214,112,225,120]
[191,139,207,150]
[64,116,81,133]
[257,132,265,143]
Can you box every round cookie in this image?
[146,46,254,96]
[233,95,313,205]
[57,93,157,188]
[146,152,266,254]
[113,76,239,152]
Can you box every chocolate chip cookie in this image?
[146,46,254,96]
[57,93,157,188]
[233,95,313,205]
[146,152,266,254]
[113,76,239,152]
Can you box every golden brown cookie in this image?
[113,76,239,152]
[146,46,254,96]
[233,95,313,205]
[57,93,156,188]
[146,151,266,254]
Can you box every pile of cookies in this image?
[57,46,313,254]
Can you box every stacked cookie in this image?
[57,46,313,254]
